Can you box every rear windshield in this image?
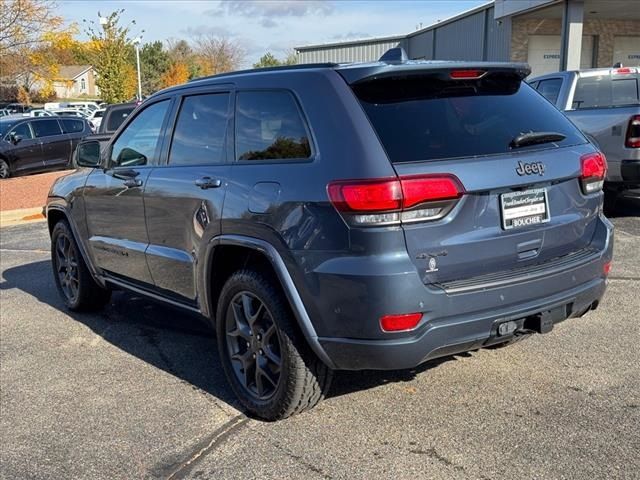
[572,74,640,109]
[353,74,587,163]
[106,106,135,132]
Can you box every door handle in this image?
[123,178,142,188]
[195,177,222,189]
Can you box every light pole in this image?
[132,36,142,101]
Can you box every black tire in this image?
[51,220,111,311]
[603,188,619,216]
[0,158,9,179]
[217,269,332,420]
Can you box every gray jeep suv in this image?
[46,49,614,420]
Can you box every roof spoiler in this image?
[379,47,408,64]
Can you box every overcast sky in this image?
[58,0,488,65]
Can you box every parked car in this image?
[0,116,92,178]
[51,108,89,118]
[529,67,640,204]
[5,103,31,114]
[87,108,105,130]
[22,109,56,117]
[65,101,99,112]
[46,50,613,420]
[97,102,136,134]
[0,109,10,117]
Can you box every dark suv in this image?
[46,51,614,420]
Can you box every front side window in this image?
[32,119,62,138]
[235,91,311,161]
[110,100,170,167]
[8,122,33,140]
[169,93,229,166]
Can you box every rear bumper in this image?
[319,276,606,370]
[311,214,614,370]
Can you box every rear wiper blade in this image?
[509,131,566,149]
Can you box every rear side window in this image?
[60,119,85,133]
[32,119,62,138]
[353,74,586,163]
[536,78,563,105]
[106,106,135,132]
[169,93,229,166]
[573,74,640,109]
[235,91,311,161]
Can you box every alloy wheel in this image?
[225,291,282,400]
[55,233,79,304]
[0,161,9,179]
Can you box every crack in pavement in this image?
[270,440,334,479]
[163,415,250,480]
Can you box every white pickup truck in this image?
[529,67,639,204]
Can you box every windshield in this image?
[352,74,587,163]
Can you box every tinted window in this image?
[94,110,104,118]
[32,119,62,138]
[536,78,563,105]
[111,100,169,167]
[235,91,311,161]
[169,93,229,166]
[573,74,640,109]
[353,75,586,163]
[8,122,33,140]
[106,106,135,132]
[60,119,85,133]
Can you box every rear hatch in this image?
[340,63,603,287]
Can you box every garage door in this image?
[527,35,594,77]
[613,36,640,67]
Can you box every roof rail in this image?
[379,47,408,64]
[188,62,339,83]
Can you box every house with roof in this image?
[48,65,100,99]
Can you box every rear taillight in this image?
[580,152,607,194]
[328,175,464,226]
[626,115,640,148]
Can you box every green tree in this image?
[253,52,280,69]
[83,9,138,103]
[140,40,170,95]
[253,51,297,69]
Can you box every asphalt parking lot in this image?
[1,194,639,480]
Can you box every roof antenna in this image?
[379,47,408,64]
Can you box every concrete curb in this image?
[0,207,46,228]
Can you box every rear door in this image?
[31,119,71,168]
[350,69,597,285]
[83,98,172,285]
[143,89,232,302]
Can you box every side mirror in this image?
[75,141,102,168]
[9,132,22,145]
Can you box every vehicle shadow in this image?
[1,259,458,410]
[605,190,640,218]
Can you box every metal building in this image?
[295,0,640,78]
